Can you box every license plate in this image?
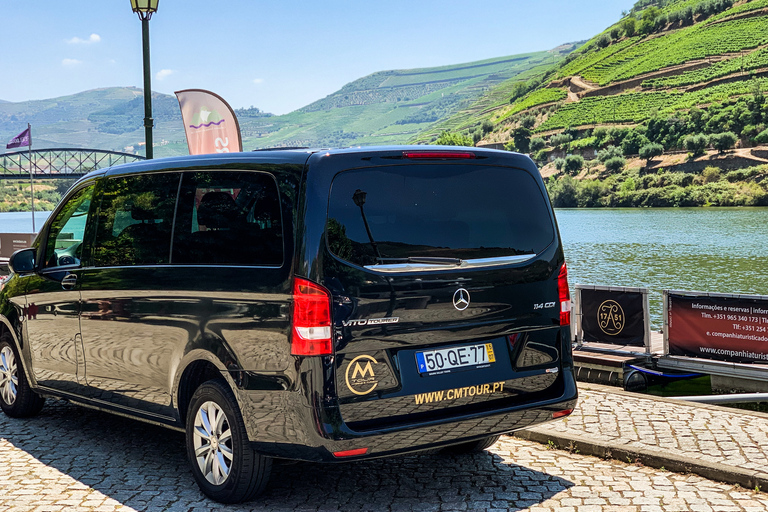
[416,343,496,376]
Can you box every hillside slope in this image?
[0,50,566,157]
[244,52,566,149]
[430,0,768,167]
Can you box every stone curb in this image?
[513,428,768,492]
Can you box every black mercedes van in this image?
[0,146,577,503]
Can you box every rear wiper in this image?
[376,256,462,265]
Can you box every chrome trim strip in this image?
[364,254,536,273]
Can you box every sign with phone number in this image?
[667,292,768,364]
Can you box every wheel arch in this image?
[173,351,233,426]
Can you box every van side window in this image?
[43,185,95,268]
[92,173,181,267]
[172,171,283,266]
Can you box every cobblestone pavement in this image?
[516,383,768,491]
[2,398,768,511]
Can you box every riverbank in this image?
[547,162,768,207]
[0,179,68,212]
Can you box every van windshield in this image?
[326,164,555,268]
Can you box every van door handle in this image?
[61,273,78,290]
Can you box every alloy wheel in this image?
[192,400,233,485]
[0,346,18,406]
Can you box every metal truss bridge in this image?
[0,148,145,180]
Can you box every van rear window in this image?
[326,165,554,268]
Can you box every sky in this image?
[0,1,637,115]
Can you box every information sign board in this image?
[666,291,768,364]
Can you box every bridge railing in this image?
[0,148,145,177]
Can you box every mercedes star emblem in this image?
[453,288,470,311]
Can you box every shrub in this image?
[520,115,537,129]
[434,131,475,147]
[755,128,768,144]
[597,145,623,162]
[577,180,605,207]
[547,176,578,207]
[604,156,626,172]
[550,133,573,149]
[481,120,494,134]
[554,157,566,171]
[530,137,546,152]
[702,166,722,183]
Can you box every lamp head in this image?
[130,0,159,20]
[352,189,367,207]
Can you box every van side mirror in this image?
[9,248,36,274]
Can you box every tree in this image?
[604,156,626,172]
[597,33,612,48]
[434,131,474,147]
[520,115,537,129]
[639,143,664,165]
[512,127,532,153]
[683,133,709,156]
[530,137,546,152]
[597,145,623,162]
[621,131,650,156]
[554,157,566,171]
[547,176,578,207]
[564,155,585,175]
[481,120,494,134]
[754,128,768,144]
[709,132,737,154]
[550,133,573,149]
[621,17,637,37]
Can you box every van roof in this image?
[79,146,533,183]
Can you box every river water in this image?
[2,208,767,327]
[557,207,768,328]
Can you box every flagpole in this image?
[28,123,35,232]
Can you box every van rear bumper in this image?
[241,370,578,462]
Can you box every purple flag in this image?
[7,128,31,149]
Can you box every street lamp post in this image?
[130,0,159,159]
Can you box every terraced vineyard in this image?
[581,15,768,85]
[537,77,768,131]
[642,46,768,88]
[494,88,568,122]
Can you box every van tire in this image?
[0,334,45,418]
[185,379,271,503]
[442,435,501,454]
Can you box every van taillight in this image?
[558,263,571,327]
[402,151,476,159]
[291,277,332,356]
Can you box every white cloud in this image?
[156,69,175,81]
[253,78,265,85]
[66,33,101,44]
[62,58,83,66]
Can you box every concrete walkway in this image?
[514,382,768,492]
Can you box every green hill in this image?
[427,0,768,149]
[438,0,768,207]
[243,52,567,148]
[0,50,567,156]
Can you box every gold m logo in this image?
[351,361,374,380]
[345,355,378,396]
